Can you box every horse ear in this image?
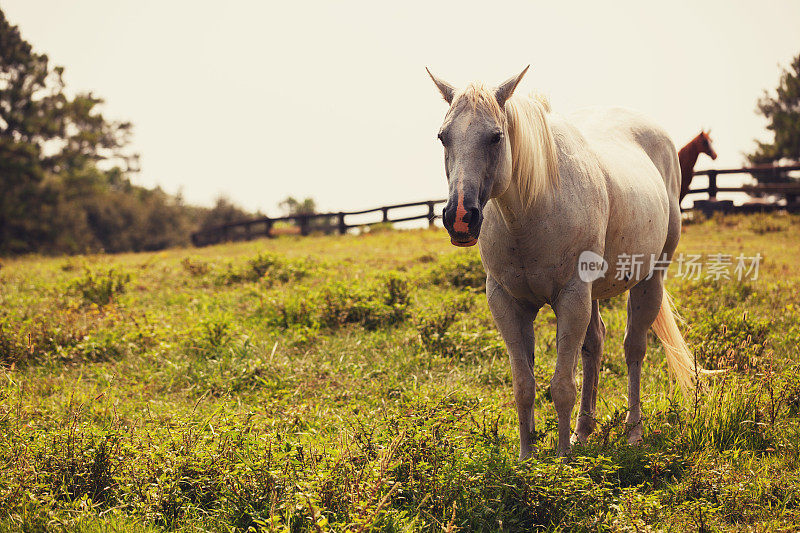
[426,67,455,104]
[495,65,530,108]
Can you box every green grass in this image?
[1,213,800,531]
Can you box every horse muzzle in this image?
[441,203,483,247]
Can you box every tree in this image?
[279,196,318,216]
[747,53,800,191]
[0,10,134,175]
[0,8,137,254]
[278,196,336,234]
[198,196,252,232]
[0,9,272,254]
[749,54,800,164]
[0,9,218,255]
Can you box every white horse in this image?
[427,66,703,458]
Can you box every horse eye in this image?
[490,131,503,144]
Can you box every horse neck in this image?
[492,178,527,228]
[678,138,701,171]
[678,139,701,188]
[492,156,564,229]
[492,116,579,227]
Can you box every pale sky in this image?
[3,1,799,215]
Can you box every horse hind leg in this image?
[573,300,605,445]
[624,274,664,444]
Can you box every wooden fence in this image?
[191,199,445,247]
[684,164,800,216]
[191,164,800,247]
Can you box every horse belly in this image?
[591,177,670,300]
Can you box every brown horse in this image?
[678,130,717,201]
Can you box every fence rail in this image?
[191,199,445,246]
[683,164,800,216]
[191,164,800,247]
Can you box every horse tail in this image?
[651,290,713,391]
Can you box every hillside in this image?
[1,213,800,531]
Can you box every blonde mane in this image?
[452,85,559,209]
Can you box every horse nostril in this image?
[466,207,481,227]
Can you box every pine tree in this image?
[745,53,800,198]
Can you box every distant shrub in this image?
[0,311,125,366]
[384,272,410,308]
[60,260,78,272]
[711,212,743,228]
[428,251,485,290]
[216,252,312,286]
[181,257,211,277]
[414,295,505,361]
[318,273,410,330]
[68,267,129,306]
[674,279,756,318]
[415,297,464,354]
[681,210,707,226]
[268,292,317,329]
[200,318,232,352]
[415,253,437,263]
[0,317,84,366]
[688,308,771,372]
[366,222,394,234]
[266,273,410,331]
[747,212,789,234]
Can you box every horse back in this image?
[568,106,680,202]
[566,107,680,298]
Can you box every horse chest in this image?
[478,229,570,306]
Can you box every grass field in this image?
[1,212,800,532]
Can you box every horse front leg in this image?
[486,276,540,460]
[552,282,592,457]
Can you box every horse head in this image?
[697,130,717,160]
[426,67,529,247]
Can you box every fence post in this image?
[244,222,252,240]
[381,207,389,223]
[708,171,718,200]
[338,212,347,234]
[427,202,436,227]
[299,215,310,236]
[265,218,274,238]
